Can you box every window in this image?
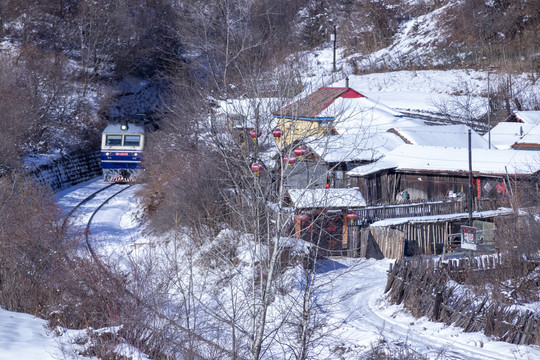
[124,135,141,146]
[106,135,122,146]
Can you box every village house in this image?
[485,110,540,150]
[286,188,366,256]
[511,124,540,150]
[388,124,490,148]
[272,84,422,148]
[280,132,403,189]
[347,144,540,207]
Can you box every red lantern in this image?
[346,213,359,221]
[249,129,262,142]
[272,128,282,139]
[294,147,307,159]
[251,163,264,175]
[283,155,297,168]
[296,214,309,222]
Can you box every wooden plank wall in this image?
[370,227,405,259]
[369,221,451,259]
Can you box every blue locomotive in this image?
[101,122,145,182]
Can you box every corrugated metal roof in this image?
[388,125,490,149]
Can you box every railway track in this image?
[62,181,240,360]
[60,183,118,232]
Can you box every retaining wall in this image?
[31,151,102,192]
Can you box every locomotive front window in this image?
[124,135,141,146]
[106,135,122,146]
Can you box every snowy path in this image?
[322,259,540,360]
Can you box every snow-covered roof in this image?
[512,111,540,125]
[303,132,403,163]
[485,122,535,149]
[103,123,145,134]
[389,124,490,148]
[288,188,366,209]
[512,124,540,149]
[273,86,425,135]
[347,144,540,177]
[273,87,365,120]
[216,97,280,129]
[317,96,424,135]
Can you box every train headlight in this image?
[105,152,111,156]
[132,152,138,156]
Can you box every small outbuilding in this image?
[286,188,366,256]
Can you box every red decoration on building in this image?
[293,147,307,159]
[272,128,282,138]
[283,155,297,167]
[249,129,262,142]
[251,163,264,175]
[346,213,359,221]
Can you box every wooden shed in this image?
[363,208,514,259]
[286,188,366,256]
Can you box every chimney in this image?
[345,76,349,88]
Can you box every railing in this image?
[356,200,466,223]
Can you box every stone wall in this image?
[31,151,102,192]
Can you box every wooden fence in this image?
[385,256,539,345]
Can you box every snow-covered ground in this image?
[3,177,539,359]
[0,309,62,360]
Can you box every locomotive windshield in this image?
[124,135,141,146]
[105,134,141,146]
[106,135,122,146]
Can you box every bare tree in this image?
[0,55,40,173]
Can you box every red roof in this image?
[273,87,365,119]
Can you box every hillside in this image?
[0,0,538,171]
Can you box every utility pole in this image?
[331,25,337,72]
[468,129,473,226]
[487,66,498,149]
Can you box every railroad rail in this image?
[63,182,241,359]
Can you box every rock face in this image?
[31,151,102,192]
